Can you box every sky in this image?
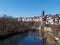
[0,0,60,18]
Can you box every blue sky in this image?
[0,0,60,18]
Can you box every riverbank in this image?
[0,29,31,40]
[33,23,60,45]
[41,24,60,45]
[0,28,36,40]
[0,16,35,40]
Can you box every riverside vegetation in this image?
[0,15,34,38]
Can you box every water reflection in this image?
[0,30,47,45]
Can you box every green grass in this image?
[57,35,60,39]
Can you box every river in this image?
[0,30,47,45]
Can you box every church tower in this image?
[42,10,45,16]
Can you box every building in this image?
[17,11,60,25]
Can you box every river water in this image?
[0,30,47,45]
